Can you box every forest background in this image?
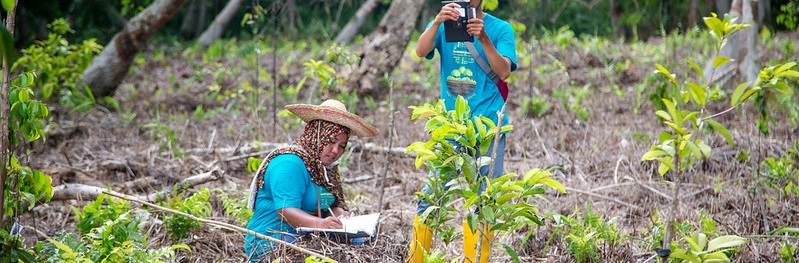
[1,0,799,262]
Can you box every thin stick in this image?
[101,190,338,263]
[478,103,507,263]
[377,77,395,214]
[563,186,643,212]
[530,119,552,163]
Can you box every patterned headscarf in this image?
[251,119,350,211]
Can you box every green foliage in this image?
[1,229,36,263]
[758,145,799,197]
[13,18,102,110]
[553,203,625,263]
[670,232,746,263]
[406,96,564,261]
[520,95,551,118]
[304,256,335,263]
[72,193,131,235]
[45,193,183,263]
[42,231,184,263]
[777,1,799,30]
[733,62,799,136]
[553,85,592,121]
[162,187,212,242]
[143,113,183,158]
[4,156,54,219]
[215,189,253,225]
[8,72,50,146]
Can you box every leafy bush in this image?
[162,187,212,242]
[72,193,131,234]
[215,188,253,225]
[520,95,551,118]
[406,96,565,261]
[13,18,102,110]
[554,203,625,263]
[42,194,185,263]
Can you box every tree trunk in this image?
[78,0,189,99]
[333,0,381,44]
[180,0,200,38]
[197,0,245,47]
[0,0,19,231]
[689,0,700,28]
[715,0,731,16]
[704,0,759,88]
[341,0,424,100]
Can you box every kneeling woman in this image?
[244,99,379,262]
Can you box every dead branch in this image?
[145,169,224,202]
[49,169,223,202]
[564,186,643,212]
[101,190,337,263]
[184,142,409,162]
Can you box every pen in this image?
[327,206,337,218]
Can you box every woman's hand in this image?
[317,216,343,229]
[331,206,350,218]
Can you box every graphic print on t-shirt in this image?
[446,42,477,97]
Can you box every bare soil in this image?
[18,36,799,263]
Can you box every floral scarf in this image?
[251,120,350,211]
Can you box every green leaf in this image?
[670,249,701,263]
[500,242,521,263]
[483,206,496,222]
[1,0,15,12]
[658,162,670,176]
[731,82,750,106]
[0,25,15,65]
[642,150,669,161]
[713,56,733,69]
[655,64,677,85]
[703,251,731,262]
[707,235,747,251]
[686,141,703,160]
[773,62,796,74]
[740,88,760,104]
[704,14,724,39]
[706,120,734,147]
[655,110,672,121]
[687,82,706,106]
[687,60,704,81]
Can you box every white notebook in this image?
[297,213,380,238]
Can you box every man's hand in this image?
[466,17,487,41]
[435,3,462,24]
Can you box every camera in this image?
[455,2,475,29]
[442,0,475,42]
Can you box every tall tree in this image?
[78,0,189,99]
[0,0,18,231]
[333,0,381,44]
[704,0,759,87]
[340,0,424,100]
[197,0,245,47]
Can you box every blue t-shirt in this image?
[244,154,336,259]
[424,13,517,128]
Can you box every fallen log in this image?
[49,169,223,202]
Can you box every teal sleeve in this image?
[266,155,309,210]
[424,21,441,60]
[495,23,517,72]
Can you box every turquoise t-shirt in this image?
[244,154,336,259]
[424,13,517,128]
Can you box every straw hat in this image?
[285,99,379,137]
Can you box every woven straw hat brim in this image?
[286,104,379,137]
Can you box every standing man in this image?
[408,1,517,263]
